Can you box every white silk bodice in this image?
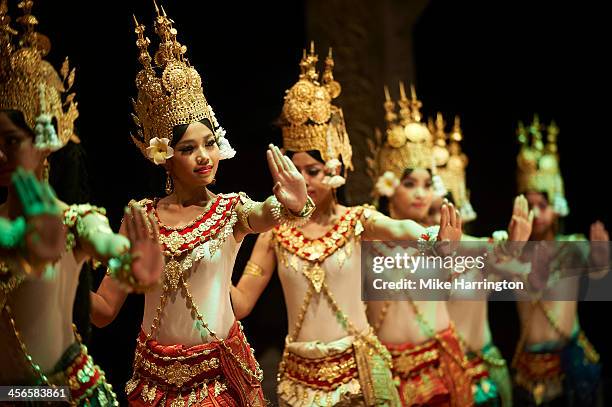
[0,249,84,383]
[142,233,242,346]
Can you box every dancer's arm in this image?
[91,206,163,327]
[362,201,462,243]
[588,221,609,279]
[231,231,277,320]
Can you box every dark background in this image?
[7,0,611,404]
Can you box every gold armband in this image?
[244,260,264,277]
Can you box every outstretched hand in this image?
[12,167,65,264]
[124,205,163,288]
[589,221,610,269]
[266,144,308,213]
[508,195,534,242]
[438,201,462,242]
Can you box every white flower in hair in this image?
[325,158,342,171]
[459,201,477,222]
[322,175,346,188]
[218,130,236,160]
[432,174,448,197]
[375,171,400,197]
[216,127,227,139]
[208,105,220,128]
[492,230,509,243]
[552,194,569,217]
[34,113,62,151]
[146,137,174,165]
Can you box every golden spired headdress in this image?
[130,2,234,165]
[0,0,79,150]
[429,113,476,221]
[280,42,353,187]
[516,115,568,216]
[367,83,446,199]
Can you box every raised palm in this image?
[266,144,308,213]
[12,168,65,264]
[438,201,462,241]
[124,205,163,288]
[508,195,534,241]
[589,221,609,269]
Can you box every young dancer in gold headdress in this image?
[366,85,533,407]
[0,1,162,405]
[230,43,463,407]
[90,3,313,406]
[513,116,609,406]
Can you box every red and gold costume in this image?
[0,2,117,405]
[273,43,400,406]
[124,5,264,405]
[384,326,471,407]
[123,195,265,407]
[513,118,602,405]
[367,87,474,407]
[1,206,120,406]
[273,206,400,407]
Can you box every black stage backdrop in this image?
[6,0,610,404]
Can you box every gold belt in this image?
[135,350,221,388]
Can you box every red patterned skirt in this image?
[384,326,474,407]
[48,341,118,406]
[126,321,265,407]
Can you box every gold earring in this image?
[165,171,174,195]
[43,159,50,183]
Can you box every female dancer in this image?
[91,5,312,406]
[366,85,532,407]
[513,117,609,406]
[0,2,160,405]
[231,44,462,407]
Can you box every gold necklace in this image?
[143,194,263,383]
[4,304,55,385]
[153,194,217,231]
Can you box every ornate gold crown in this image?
[429,113,476,221]
[516,115,568,216]
[0,0,79,149]
[130,2,228,163]
[367,83,442,197]
[280,42,353,179]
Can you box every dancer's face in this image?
[390,168,434,222]
[166,122,219,189]
[526,191,557,237]
[0,112,43,187]
[290,151,333,207]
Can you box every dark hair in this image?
[285,149,348,205]
[377,168,433,216]
[171,118,215,147]
[0,109,35,139]
[523,189,550,203]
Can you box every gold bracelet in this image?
[270,196,316,227]
[17,255,34,275]
[244,260,263,277]
[238,193,261,233]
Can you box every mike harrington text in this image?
[371,278,524,292]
